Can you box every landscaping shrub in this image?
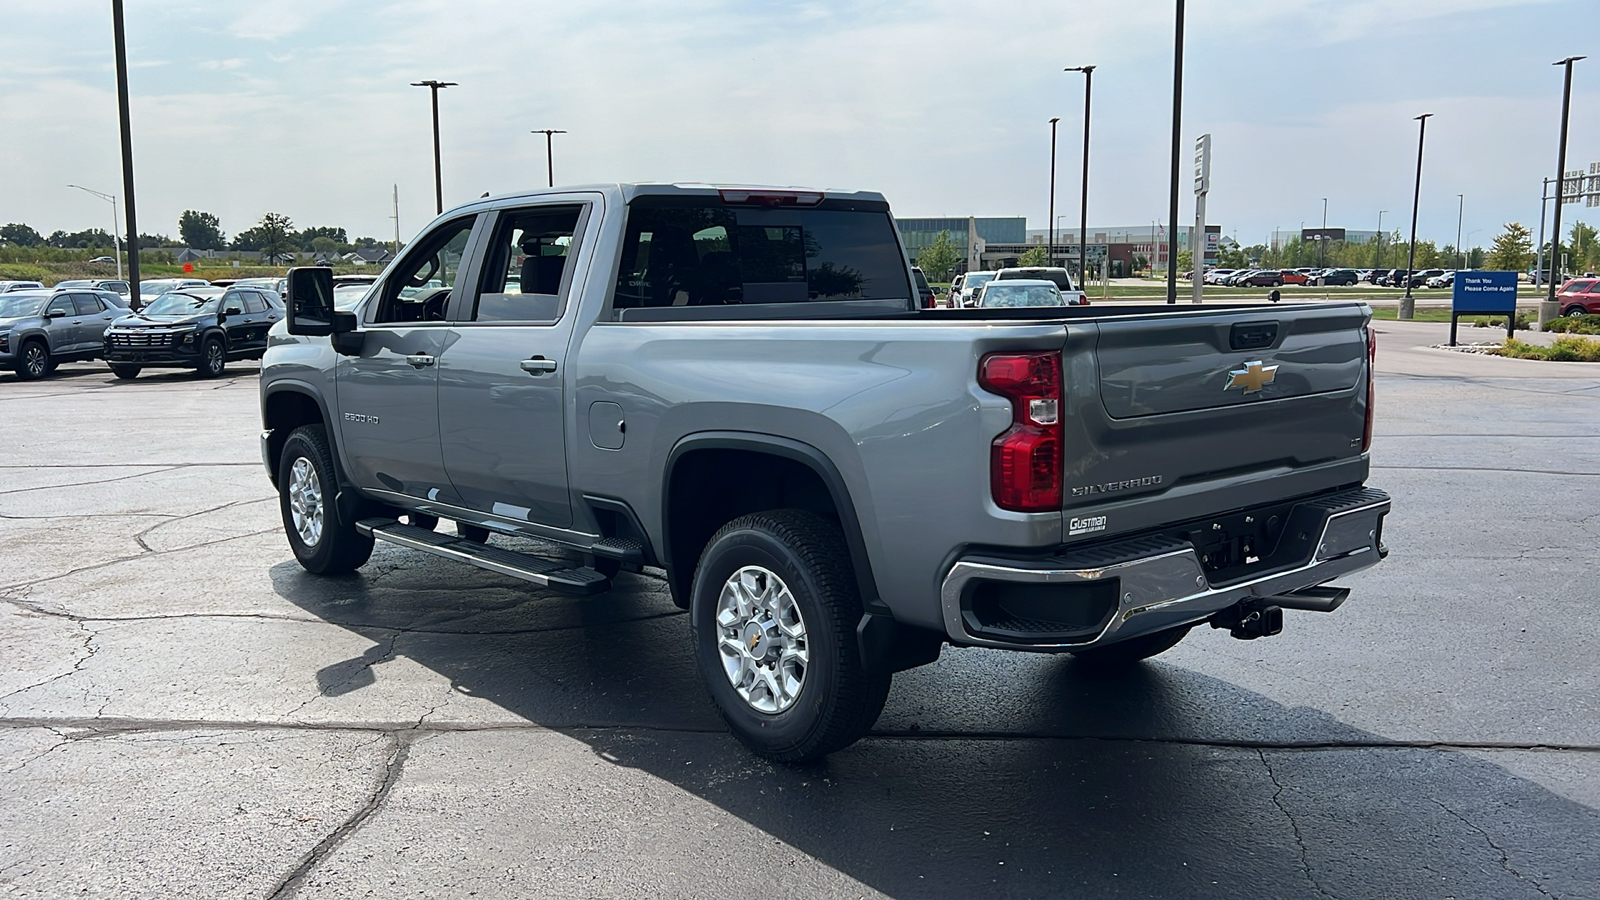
[1495,336,1600,362]
[1543,315,1600,335]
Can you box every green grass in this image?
[1495,336,1600,362]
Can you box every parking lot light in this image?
[66,184,122,281]
[1400,113,1433,319]
[1541,56,1585,329]
[411,80,457,214]
[531,129,566,188]
[1065,65,1095,285]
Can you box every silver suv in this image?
[0,290,121,380]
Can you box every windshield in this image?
[964,272,996,290]
[139,280,186,295]
[142,292,220,316]
[334,286,371,310]
[0,295,45,318]
[981,284,1063,307]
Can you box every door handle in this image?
[405,354,436,368]
[520,357,558,375]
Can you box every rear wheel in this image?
[16,341,49,380]
[110,365,141,380]
[278,424,373,575]
[1565,306,1589,318]
[1070,624,1191,669]
[690,510,890,763]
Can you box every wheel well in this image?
[665,448,844,603]
[263,390,327,485]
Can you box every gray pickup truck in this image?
[260,183,1389,761]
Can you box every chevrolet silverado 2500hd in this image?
[260,183,1390,761]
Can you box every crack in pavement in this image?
[0,620,99,707]
[0,525,280,595]
[0,725,72,776]
[1259,749,1335,900]
[266,731,418,900]
[0,465,190,497]
[282,633,403,721]
[1432,799,1556,899]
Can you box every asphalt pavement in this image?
[2,324,1597,899]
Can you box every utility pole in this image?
[1165,0,1186,304]
[1536,177,1554,288]
[1193,133,1210,304]
[1065,65,1095,287]
[1048,117,1059,265]
[111,0,141,306]
[531,129,566,188]
[1400,113,1433,319]
[67,185,122,281]
[1455,193,1464,270]
[1320,198,1328,268]
[411,80,456,214]
[1375,210,1386,269]
[391,184,401,254]
[1541,56,1585,329]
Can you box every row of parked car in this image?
[945,266,1089,308]
[1196,267,1461,289]
[0,274,376,382]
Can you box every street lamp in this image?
[1540,55,1585,329]
[66,185,122,281]
[111,0,142,305]
[1165,1,1187,304]
[1400,112,1434,319]
[411,79,457,214]
[1375,210,1386,269]
[1455,193,1465,270]
[1065,65,1095,286]
[1320,198,1328,268]
[1048,117,1059,265]
[531,129,566,188]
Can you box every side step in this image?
[356,518,611,595]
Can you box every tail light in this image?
[979,351,1063,512]
[1362,325,1376,452]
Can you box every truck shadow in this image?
[270,554,1599,898]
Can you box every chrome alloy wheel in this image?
[716,565,809,714]
[287,457,324,547]
[205,340,224,374]
[23,345,46,377]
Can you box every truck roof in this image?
[438,183,889,219]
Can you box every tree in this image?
[1177,249,1193,273]
[178,210,226,250]
[310,235,341,256]
[297,226,348,251]
[1017,245,1051,267]
[256,213,295,263]
[915,230,960,282]
[0,223,44,247]
[1569,221,1599,273]
[1487,223,1533,272]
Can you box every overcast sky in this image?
[2,0,1596,250]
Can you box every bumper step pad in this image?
[356,518,611,594]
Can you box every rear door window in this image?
[1565,280,1595,294]
[612,196,911,313]
[71,294,104,315]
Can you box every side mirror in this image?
[44,309,66,319]
[285,267,355,336]
[1268,289,1281,303]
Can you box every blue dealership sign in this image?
[1452,270,1518,314]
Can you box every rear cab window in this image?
[610,192,912,319]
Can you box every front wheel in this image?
[690,510,890,763]
[278,424,373,574]
[1565,306,1589,318]
[198,336,226,377]
[1070,624,1191,669]
[110,365,140,380]
[16,341,50,380]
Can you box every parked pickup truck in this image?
[260,183,1390,762]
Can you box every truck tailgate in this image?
[1060,303,1370,538]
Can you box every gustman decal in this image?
[1070,475,1162,498]
[1069,515,1108,536]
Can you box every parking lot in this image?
[2,319,1598,899]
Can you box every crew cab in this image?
[260,183,1390,762]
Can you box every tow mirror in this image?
[285,267,355,336]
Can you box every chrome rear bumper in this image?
[941,487,1390,651]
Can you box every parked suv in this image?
[54,279,131,302]
[992,266,1087,304]
[1557,279,1600,316]
[0,290,122,379]
[103,286,283,379]
[952,270,997,307]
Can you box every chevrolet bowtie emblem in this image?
[749,633,761,650]
[1225,360,1278,394]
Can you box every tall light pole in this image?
[1165,0,1186,304]
[1065,65,1095,286]
[1455,193,1465,269]
[1541,55,1585,329]
[1375,210,1386,269]
[531,129,566,188]
[111,0,142,306]
[67,184,122,281]
[1048,117,1059,265]
[1320,197,1328,268]
[411,80,456,214]
[1399,112,1433,319]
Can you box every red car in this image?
[1556,279,1600,316]
[1279,269,1310,285]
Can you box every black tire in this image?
[1565,306,1588,318]
[1070,624,1192,669]
[198,336,226,377]
[455,522,491,543]
[690,510,890,763]
[278,424,373,575]
[15,340,50,381]
[110,365,141,380]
